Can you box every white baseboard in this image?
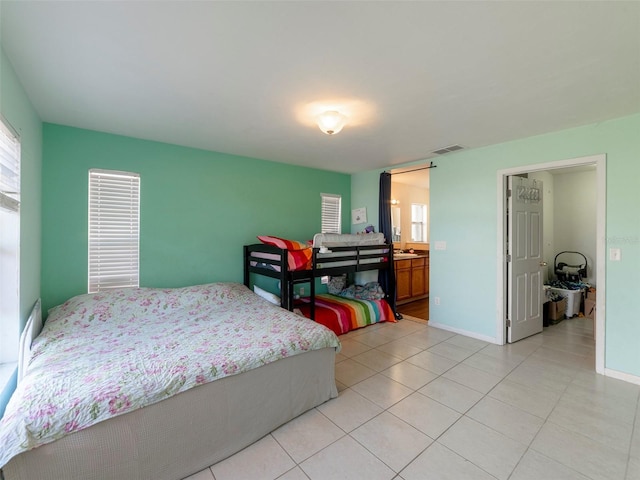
[427,322,497,344]
[604,368,640,386]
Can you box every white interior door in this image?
[507,176,544,342]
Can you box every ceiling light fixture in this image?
[316,110,347,135]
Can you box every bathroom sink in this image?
[394,253,419,259]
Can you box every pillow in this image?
[257,235,312,271]
[253,285,281,305]
[257,235,308,251]
[327,275,347,295]
[339,282,386,300]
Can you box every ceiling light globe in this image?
[316,110,346,135]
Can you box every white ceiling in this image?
[1,1,639,174]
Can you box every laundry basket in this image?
[546,286,583,318]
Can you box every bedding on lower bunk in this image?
[297,293,396,335]
[0,282,340,469]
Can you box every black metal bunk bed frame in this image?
[243,243,396,320]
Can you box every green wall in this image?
[350,169,380,234]
[352,113,640,377]
[41,124,351,314]
[0,47,42,414]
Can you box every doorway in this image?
[390,165,430,321]
[497,154,606,374]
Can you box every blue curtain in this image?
[379,172,401,319]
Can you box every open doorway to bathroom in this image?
[390,165,430,321]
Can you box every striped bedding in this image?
[297,294,396,335]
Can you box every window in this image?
[0,118,20,364]
[411,203,428,242]
[88,169,140,293]
[321,193,341,234]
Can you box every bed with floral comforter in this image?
[0,282,340,473]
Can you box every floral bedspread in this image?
[0,283,340,468]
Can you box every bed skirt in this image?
[2,347,337,480]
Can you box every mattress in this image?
[312,233,388,271]
[312,232,386,248]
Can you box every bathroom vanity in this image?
[394,251,429,304]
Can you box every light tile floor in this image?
[185,316,640,480]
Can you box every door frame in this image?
[496,154,606,374]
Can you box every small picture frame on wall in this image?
[352,207,367,224]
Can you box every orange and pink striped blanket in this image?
[297,294,396,336]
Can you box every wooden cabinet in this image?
[395,260,412,301]
[410,258,426,296]
[424,255,430,295]
[395,255,429,305]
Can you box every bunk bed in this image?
[244,233,397,334]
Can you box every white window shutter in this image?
[0,118,20,364]
[321,193,341,234]
[88,169,140,293]
[0,120,20,213]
